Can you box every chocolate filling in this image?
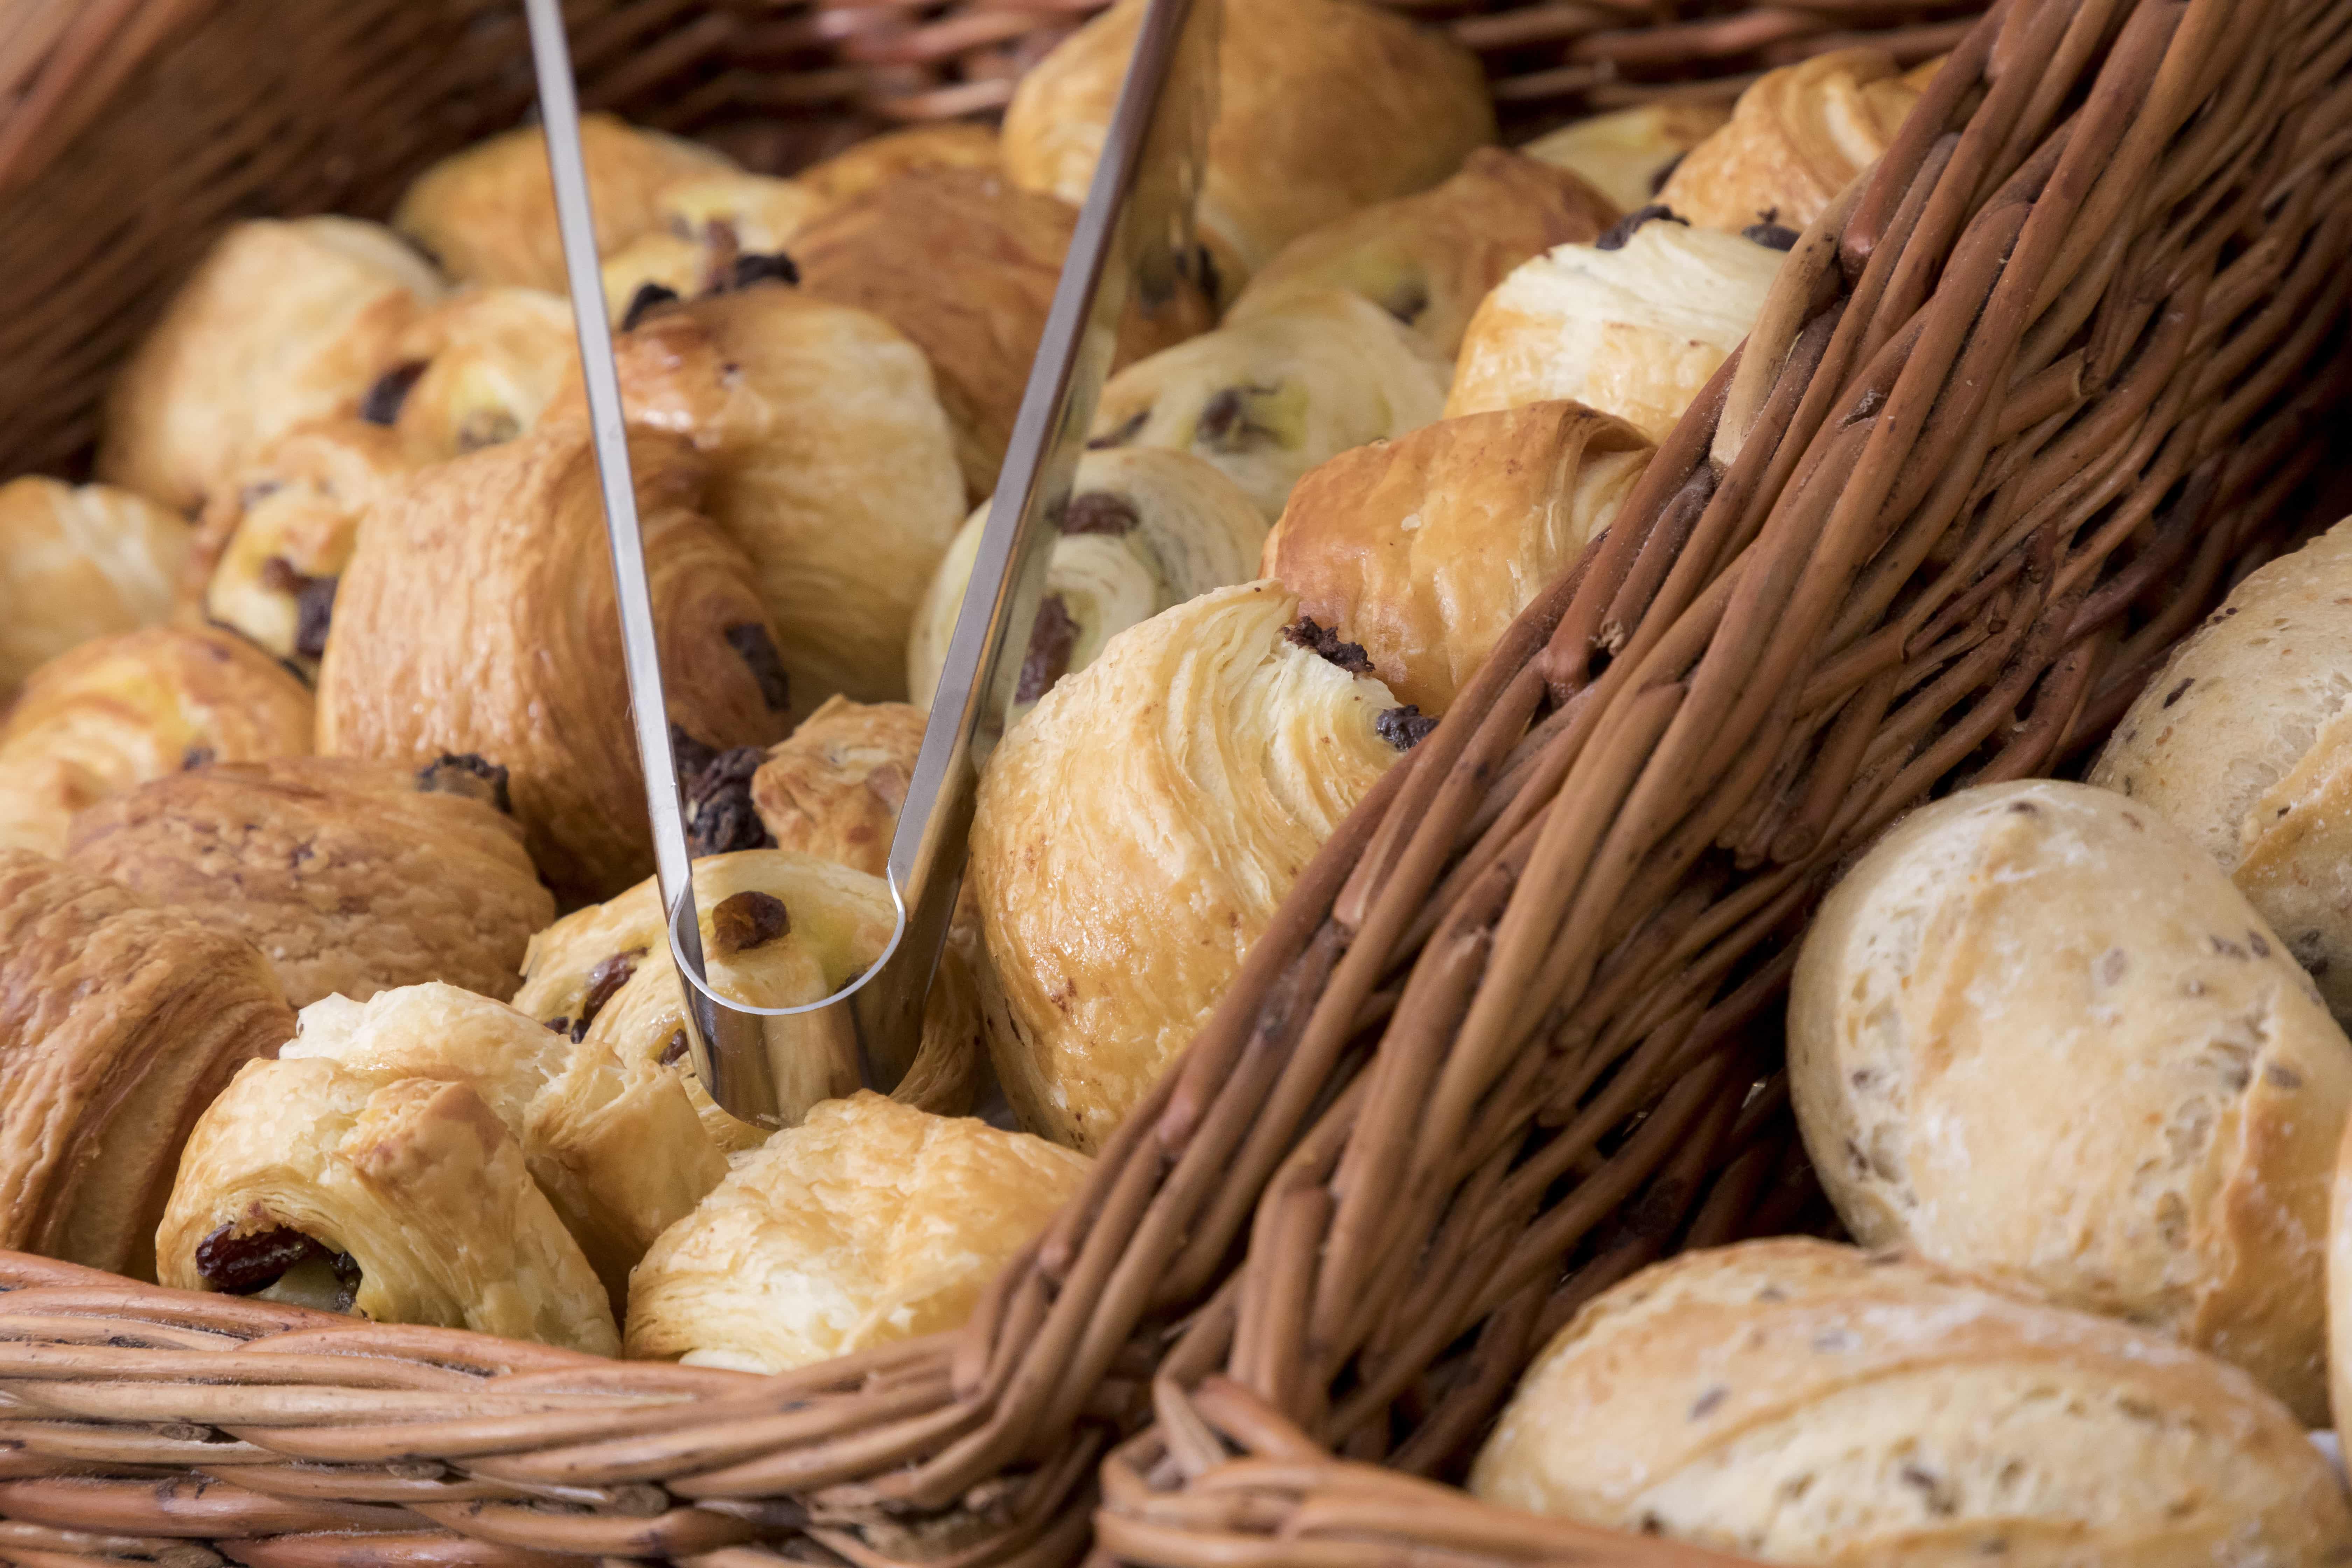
[1189,244,1223,304]
[1742,209,1799,251]
[1595,204,1688,252]
[1060,491,1140,536]
[730,252,799,289]
[684,745,774,859]
[182,746,216,771]
[415,753,513,814]
[573,948,646,1041]
[1195,384,1279,451]
[1088,410,1148,449]
[359,361,428,426]
[659,1029,691,1066]
[712,890,791,954]
[1381,277,1432,325]
[1016,594,1080,705]
[1283,616,1374,675]
[258,557,338,659]
[621,282,681,331]
[724,622,792,712]
[1376,704,1439,751]
[671,724,719,782]
[195,1220,360,1309]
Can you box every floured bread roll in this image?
[1229,149,1619,358]
[799,122,1001,211]
[1003,0,1493,284]
[1088,291,1452,520]
[65,756,553,1008]
[158,1056,619,1354]
[99,217,444,514]
[972,582,1404,1150]
[909,448,1268,713]
[795,166,1210,499]
[570,285,964,710]
[1264,403,1652,713]
[1790,779,2352,1423]
[0,626,313,858]
[385,287,579,461]
[315,428,788,900]
[1520,101,1733,215]
[750,697,926,880]
[2091,520,2352,1023]
[1471,1239,2352,1564]
[0,477,189,695]
[0,852,291,1280]
[393,113,732,292]
[601,171,820,318]
[1448,218,1787,441]
[626,1091,1088,1372]
[1659,51,1933,232]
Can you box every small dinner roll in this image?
[0,477,189,695]
[387,287,579,461]
[1790,779,2352,1423]
[1088,291,1452,520]
[1447,218,1787,441]
[625,1091,1088,1372]
[908,448,1269,713]
[1262,402,1652,713]
[749,697,926,880]
[1659,51,1933,233]
[1470,1239,2352,1565]
[971,582,1403,1150]
[99,217,444,514]
[1520,101,1733,216]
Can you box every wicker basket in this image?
[2,0,2349,1564]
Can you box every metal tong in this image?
[524,0,1220,1127]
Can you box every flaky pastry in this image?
[1658,50,1930,232]
[601,171,820,318]
[0,477,189,696]
[386,286,580,461]
[1519,101,1734,215]
[749,696,926,880]
[798,123,1002,211]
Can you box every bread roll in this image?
[971,582,1403,1150]
[1228,149,1619,359]
[0,626,314,858]
[99,217,444,514]
[799,123,1002,211]
[1470,1239,2352,1564]
[315,427,788,900]
[1262,402,1652,713]
[908,447,1269,714]
[0,852,292,1280]
[0,477,189,696]
[2090,519,2352,1023]
[1447,218,1787,441]
[1003,0,1494,282]
[388,287,579,461]
[626,1091,1088,1372]
[1790,778,2352,1423]
[1659,51,1931,233]
[749,696,925,880]
[393,114,731,293]
[1520,102,1733,216]
[1088,291,1452,521]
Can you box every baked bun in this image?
[0,852,292,1280]
[315,427,789,900]
[1003,0,1494,281]
[0,626,314,858]
[388,287,579,461]
[157,1056,620,1354]
[971,582,1403,1150]
[1790,778,2352,1423]
[1519,101,1734,215]
[65,755,553,1008]
[1228,149,1619,359]
[1262,403,1652,713]
[2090,519,2352,1022]
[908,447,1268,713]
[1658,51,1930,232]
[1447,218,1787,440]
[1087,290,1452,520]
[749,696,926,879]
[98,217,444,514]
[575,285,964,710]
[794,166,1210,499]
[798,123,1002,211]
[0,477,189,695]
[625,1091,1088,1372]
[393,113,731,292]
[1470,1238,2352,1564]
[601,171,821,318]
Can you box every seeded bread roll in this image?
[1790,779,2352,1423]
[1520,102,1733,215]
[0,851,293,1281]
[1659,52,1939,233]
[99,217,444,516]
[749,696,926,880]
[1262,402,1652,714]
[0,626,315,859]
[386,287,579,462]
[1471,1239,2352,1565]
[0,477,189,696]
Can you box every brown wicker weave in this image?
[0,0,2347,1562]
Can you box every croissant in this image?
[1003,0,1494,285]
[1264,403,1653,713]
[0,477,190,696]
[1659,51,1932,233]
[626,1091,1088,1372]
[1087,290,1451,520]
[156,1056,620,1354]
[749,696,926,879]
[98,217,444,514]
[0,852,293,1280]
[1447,217,1788,441]
[971,581,1404,1150]
[393,113,732,293]
[315,427,789,900]
[798,123,1002,211]
[909,447,1268,715]
[387,287,580,461]
[0,626,314,858]
[1519,101,1734,216]
[1228,148,1620,358]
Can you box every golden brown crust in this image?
[1519,101,1734,215]
[314,428,788,901]
[749,696,926,879]
[797,123,1002,211]
[1263,403,1652,712]
[389,287,580,462]
[0,851,292,1281]
[64,755,554,1008]
[1658,50,1926,232]
[0,477,191,697]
